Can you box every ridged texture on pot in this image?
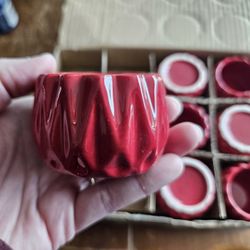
[33,73,169,177]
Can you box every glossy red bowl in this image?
[157,157,215,219]
[215,57,250,98]
[223,163,250,220]
[33,72,169,178]
[218,104,250,155]
[171,103,210,148]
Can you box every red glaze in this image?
[223,163,250,220]
[218,105,250,155]
[172,103,210,148]
[156,157,215,219]
[33,72,169,178]
[215,57,250,98]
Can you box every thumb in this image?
[0,53,56,111]
[74,153,184,231]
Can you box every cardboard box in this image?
[55,0,250,229]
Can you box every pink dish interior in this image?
[169,61,198,86]
[222,61,250,92]
[229,112,250,145]
[170,165,207,205]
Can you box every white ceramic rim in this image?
[158,53,208,94]
[159,157,215,215]
[219,105,250,153]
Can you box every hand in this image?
[0,54,203,250]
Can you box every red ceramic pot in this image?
[215,57,250,98]
[33,72,169,178]
[218,104,250,155]
[157,157,215,219]
[171,103,209,148]
[158,53,208,97]
[223,163,250,220]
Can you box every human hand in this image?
[0,54,203,250]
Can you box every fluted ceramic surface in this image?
[33,73,169,177]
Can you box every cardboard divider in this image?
[217,153,250,162]
[60,49,102,71]
[189,150,213,158]
[149,52,157,73]
[207,55,227,219]
[107,49,150,72]
[55,47,250,227]
[101,49,108,73]
[207,56,217,99]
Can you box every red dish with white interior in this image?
[157,157,215,219]
[158,53,208,96]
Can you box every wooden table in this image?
[0,0,62,57]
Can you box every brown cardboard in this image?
[55,47,250,228]
[132,224,250,250]
[0,0,62,57]
[60,221,250,250]
[55,0,250,229]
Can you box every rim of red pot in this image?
[225,163,250,220]
[218,104,250,154]
[159,157,215,216]
[215,57,250,98]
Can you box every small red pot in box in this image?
[215,56,250,98]
[223,163,250,220]
[157,157,216,219]
[218,104,250,155]
[158,53,208,97]
[33,72,169,178]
